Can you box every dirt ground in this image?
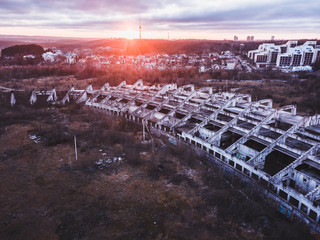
[0,104,315,240]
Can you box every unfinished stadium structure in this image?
[25,80,320,229]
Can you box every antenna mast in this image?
[139,18,141,40]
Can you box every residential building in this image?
[248,41,320,70]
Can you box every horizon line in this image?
[0,34,319,42]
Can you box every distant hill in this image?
[0,36,318,56]
[92,39,238,55]
[1,44,44,57]
[90,39,296,56]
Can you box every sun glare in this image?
[119,30,138,39]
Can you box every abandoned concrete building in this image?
[22,80,320,228]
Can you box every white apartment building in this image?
[248,41,320,70]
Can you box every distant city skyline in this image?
[0,0,319,40]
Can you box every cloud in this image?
[0,0,319,38]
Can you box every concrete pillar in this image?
[286,179,290,187]
[292,107,297,115]
[298,201,302,210]
[10,92,16,107]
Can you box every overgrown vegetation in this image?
[0,104,315,239]
[238,77,320,114]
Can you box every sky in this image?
[0,0,319,40]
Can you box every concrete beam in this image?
[61,87,75,105]
[140,85,192,121]
[121,85,155,113]
[225,107,277,153]
[47,88,57,102]
[156,90,199,127]
[247,115,310,168]
[130,84,177,117]
[207,101,256,146]
[171,90,214,130]
[76,85,93,103]
[188,93,239,135]
[271,143,320,184]
[30,88,58,105]
[306,180,320,202]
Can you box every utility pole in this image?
[74,135,78,161]
[142,120,146,142]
